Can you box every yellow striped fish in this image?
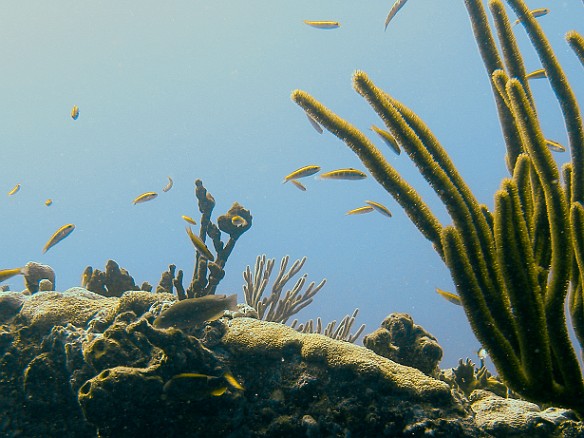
[132,192,158,205]
[526,69,546,80]
[365,200,392,218]
[320,168,367,180]
[306,113,323,134]
[290,180,307,191]
[186,227,215,261]
[283,165,321,183]
[71,105,79,120]
[8,184,20,196]
[436,288,462,306]
[43,223,75,254]
[346,206,374,215]
[546,139,566,153]
[0,267,23,283]
[304,20,340,29]
[231,216,247,227]
[371,125,400,155]
[512,8,549,26]
[182,215,197,226]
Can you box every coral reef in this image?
[363,313,442,377]
[82,259,152,297]
[292,0,584,416]
[21,261,55,293]
[1,288,583,436]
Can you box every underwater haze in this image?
[1,0,583,368]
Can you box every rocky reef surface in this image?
[0,288,582,437]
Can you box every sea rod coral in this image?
[292,0,584,416]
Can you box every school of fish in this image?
[1,4,559,278]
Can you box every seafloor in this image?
[1,287,583,437]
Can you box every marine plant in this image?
[292,0,584,416]
[243,254,326,323]
[242,254,365,342]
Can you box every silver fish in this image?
[162,176,173,192]
[384,0,409,31]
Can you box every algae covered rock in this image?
[17,288,117,332]
[470,390,584,437]
[1,288,581,437]
[363,312,443,377]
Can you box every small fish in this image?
[545,139,566,153]
[290,180,307,191]
[45,199,52,206]
[512,8,549,26]
[0,268,23,283]
[186,226,215,261]
[162,176,173,193]
[371,125,400,155]
[132,192,158,205]
[71,105,79,120]
[231,215,247,227]
[477,348,488,361]
[162,371,243,401]
[43,223,75,254]
[182,215,197,226]
[283,165,321,183]
[525,69,547,80]
[384,0,409,31]
[346,206,374,215]
[153,293,239,329]
[320,168,367,180]
[223,372,245,391]
[8,184,20,196]
[306,113,323,134]
[435,287,462,306]
[365,200,392,218]
[303,20,340,29]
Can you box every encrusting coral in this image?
[292,0,584,417]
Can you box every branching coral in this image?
[291,0,584,416]
[243,254,365,342]
[243,254,325,323]
[290,308,365,343]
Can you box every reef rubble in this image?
[0,288,582,437]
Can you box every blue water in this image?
[1,0,582,369]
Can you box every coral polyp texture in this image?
[292,0,584,417]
